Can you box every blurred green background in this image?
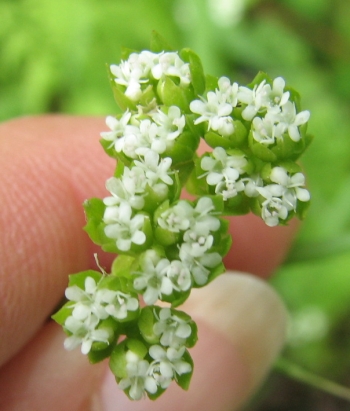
[2,0,350,408]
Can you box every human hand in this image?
[0,116,297,411]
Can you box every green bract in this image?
[53,31,312,400]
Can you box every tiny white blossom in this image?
[103,202,146,251]
[238,80,270,121]
[217,76,239,106]
[179,243,222,286]
[119,351,157,400]
[278,101,310,142]
[103,173,146,210]
[110,52,153,101]
[270,167,310,210]
[133,251,173,305]
[134,150,174,188]
[266,77,290,108]
[257,185,288,227]
[65,276,108,321]
[252,114,285,145]
[148,345,192,389]
[190,91,234,136]
[151,52,191,86]
[151,105,186,149]
[158,201,193,233]
[200,147,247,200]
[64,314,109,355]
[99,289,139,320]
[153,308,192,347]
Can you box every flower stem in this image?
[275,357,350,402]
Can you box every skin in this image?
[0,116,298,411]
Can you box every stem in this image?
[275,357,350,402]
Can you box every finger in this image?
[0,116,294,365]
[0,321,106,411]
[96,272,287,411]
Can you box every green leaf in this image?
[150,30,174,52]
[180,48,205,96]
[175,350,194,390]
[138,306,159,344]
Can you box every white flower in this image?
[98,289,139,320]
[217,76,239,106]
[278,101,310,142]
[270,167,310,210]
[152,52,191,86]
[153,308,192,348]
[179,243,222,286]
[252,114,285,145]
[266,77,290,108]
[191,197,221,234]
[148,345,192,389]
[134,150,174,187]
[119,351,157,400]
[103,173,146,210]
[190,91,234,136]
[63,314,109,355]
[238,80,270,121]
[151,105,186,150]
[100,111,137,144]
[257,184,288,227]
[183,230,214,258]
[103,202,146,251]
[110,52,152,101]
[244,175,263,197]
[200,147,247,200]
[65,276,108,321]
[159,259,192,292]
[158,201,193,233]
[133,251,174,305]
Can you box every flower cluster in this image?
[53,34,312,401]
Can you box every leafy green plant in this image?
[52,32,312,400]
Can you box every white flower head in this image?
[65,276,108,321]
[190,91,234,137]
[153,308,192,347]
[63,314,109,355]
[270,167,310,210]
[278,101,310,142]
[133,252,173,305]
[148,345,192,389]
[151,105,186,145]
[158,200,193,233]
[152,52,191,86]
[103,202,146,251]
[134,150,174,187]
[200,147,247,200]
[252,114,285,145]
[238,80,270,121]
[98,289,139,320]
[118,350,156,400]
[217,76,239,106]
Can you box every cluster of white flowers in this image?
[101,106,186,159]
[119,344,192,400]
[190,76,310,145]
[197,148,309,226]
[200,146,248,200]
[132,197,222,305]
[63,276,139,354]
[110,50,191,101]
[244,166,310,226]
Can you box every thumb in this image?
[97,272,287,411]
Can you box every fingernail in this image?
[182,271,288,392]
